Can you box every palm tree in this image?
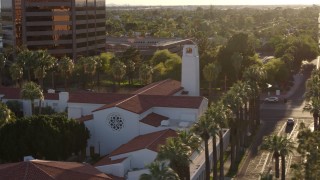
[303,98,320,131]
[139,161,179,180]
[305,69,320,101]
[111,60,126,86]
[177,130,201,153]
[157,137,191,180]
[202,62,221,102]
[208,101,233,180]
[21,81,44,115]
[0,102,15,127]
[9,63,24,87]
[126,60,136,85]
[0,53,6,87]
[279,138,294,180]
[243,65,266,129]
[261,135,294,179]
[191,115,212,180]
[16,49,35,81]
[33,50,57,88]
[76,56,97,89]
[59,56,74,90]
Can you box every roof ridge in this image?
[145,129,170,151]
[115,94,138,107]
[136,79,171,95]
[30,161,55,180]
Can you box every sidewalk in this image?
[223,73,305,179]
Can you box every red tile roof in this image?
[140,113,169,127]
[132,79,182,96]
[77,114,94,123]
[44,93,59,100]
[68,92,131,104]
[0,160,118,180]
[0,87,21,99]
[94,157,127,167]
[109,129,177,157]
[94,95,204,114]
[0,88,59,101]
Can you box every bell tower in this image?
[181,44,200,96]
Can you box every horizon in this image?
[106,0,320,6]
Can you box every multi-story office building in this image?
[1,0,106,60]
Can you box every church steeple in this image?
[181,45,200,96]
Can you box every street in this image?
[236,73,313,179]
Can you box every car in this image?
[264,96,279,102]
[287,118,295,126]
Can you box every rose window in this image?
[107,113,124,131]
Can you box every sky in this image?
[107,0,320,6]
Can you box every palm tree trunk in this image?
[275,154,280,178]
[281,154,286,180]
[240,106,244,149]
[51,71,55,89]
[208,82,212,103]
[204,138,210,180]
[212,136,218,180]
[172,162,190,180]
[28,69,31,81]
[31,100,34,115]
[38,100,42,115]
[230,127,236,171]
[255,96,261,127]
[236,111,241,162]
[219,130,224,180]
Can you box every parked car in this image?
[287,118,295,126]
[264,96,279,102]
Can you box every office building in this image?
[1,0,106,59]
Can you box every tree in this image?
[0,114,90,162]
[279,138,294,180]
[9,63,23,87]
[303,97,320,131]
[58,56,74,90]
[21,81,44,115]
[33,50,57,88]
[157,137,191,180]
[231,52,243,80]
[207,101,232,180]
[139,161,179,180]
[139,63,153,85]
[111,60,126,86]
[243,65,266,129]
[76,56,97,89]
[16,49,35,81]
[0,102,15,127]
[191,115,212,180]
[202,62,221,102]
[261,135,294,179]
[0,54,6,87]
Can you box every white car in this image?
[287,118,295,126]
[264,96,279,102]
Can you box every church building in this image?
[0,44,220,179]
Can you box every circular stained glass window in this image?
[107,112,124,131]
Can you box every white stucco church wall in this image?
[92,107,140,155]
